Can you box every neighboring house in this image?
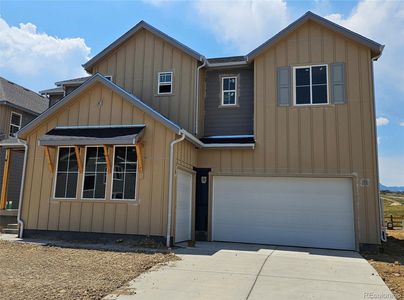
[16,12,384,251]
[39,76,91,107]
[0,77,48,218]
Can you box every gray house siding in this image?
[0,148,23,209]
[203,67,254,136]
[49,94,64,107]
[0,105,37,139]
[0,105,37,210]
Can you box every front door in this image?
[194,168,210,241]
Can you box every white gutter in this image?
[166,132,186,247]
[195,58,207,136]
[0,139,29,238]
[206,61,248,68]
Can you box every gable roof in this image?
[83,21,204,72]
[55,76,91,86]
[0,77,49,115]
[39,87,64,95]
[17,73,182,139]
[247,11,384,61]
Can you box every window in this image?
[54,147,78,199]
[105,75,112,81]
[82,146,107,199]
[112,146,137,200]
[221,77,237,105]
[294,65,328,105]
[9,112,22,136]
[158,71,173,94]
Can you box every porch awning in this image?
[39,125,145,146]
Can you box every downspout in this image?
[195,57,207,136]
[17,139,28,238]
[166,132,186,248]
[370,58,386,243]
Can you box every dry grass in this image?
[0,240,177,299]
[382,192,404,218]
[364,230,404,300]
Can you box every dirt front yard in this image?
[0,239,176,299]
[364,230,404,300]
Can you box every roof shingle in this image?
[0,77,49,114]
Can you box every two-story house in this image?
[0,77,48,228]
[15,12,384,251]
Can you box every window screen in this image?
[54,147,78,198]
[295,65,328,105]
[82,146,107,199]
[222,77,237,105]
[112,146,137,200]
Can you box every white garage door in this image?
[175,170,193,243]
[212,176,355,250]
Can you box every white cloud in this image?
[379,155,404,186]
[376,117,390,126]
[194,0,288,53]
[326,0,404,94]
[399,121,404,126]
[0,17,90,88]
[141,0,167,6]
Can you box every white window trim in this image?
[110,145,138,201]
[105,75,113,81]
[81,146,107,200]
[221,76,237,106]
[53,146,78,200]
[9,111,22,136]
[157,71,173,95]
[293,64,329,106]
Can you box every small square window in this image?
[294,65,328,105]
[221,77,237,106]
[158,71,173,95]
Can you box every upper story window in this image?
[158,71,173,95]
[112,146,137,200]
[9,112,22,136]
[221,77,237,106]
[82,146,107,199]
[294,65,328,105]
[54,147,78,199]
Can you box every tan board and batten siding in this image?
[198,21,380,245]
[19,82,192,237]
[89,28,198,133]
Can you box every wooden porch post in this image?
[0,148,11,210]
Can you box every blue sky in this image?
[0,0,403,185]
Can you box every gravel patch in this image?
[0,240,177,299]
[364,230,404,300]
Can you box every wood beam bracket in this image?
[74,146,83,173]
[103,145,111,174]
[44,146,54,173]
[135,143,143,175]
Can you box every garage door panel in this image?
[212,176,355,250]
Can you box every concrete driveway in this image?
[106,242,394,300]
